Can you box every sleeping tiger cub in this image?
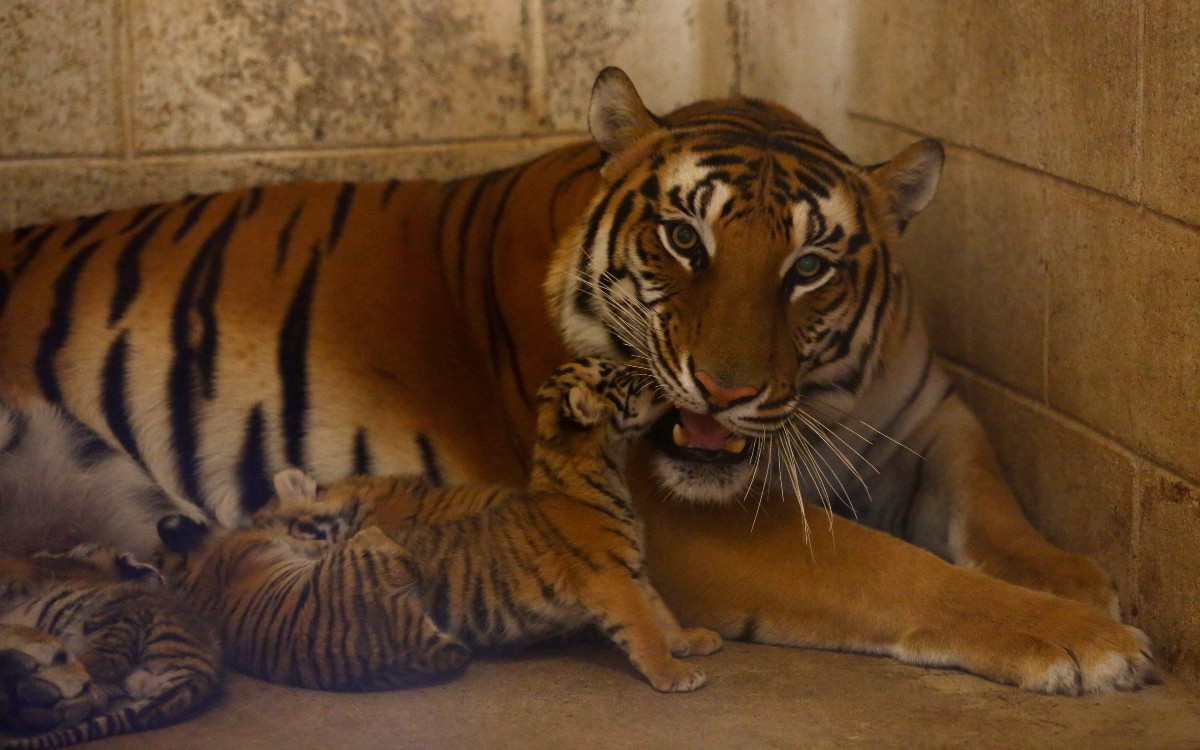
[0,544,221,750]
[156,357,721,693]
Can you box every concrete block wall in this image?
[742,0,1199,680]
[3,1,1197,681]
[0,0,740,229]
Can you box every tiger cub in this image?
[0,544,221,750]
[270,357,722,691]
[159,357,721,692]
[153,515,470,692]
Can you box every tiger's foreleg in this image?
[904,394,1119,616]
[631,445,1156,694]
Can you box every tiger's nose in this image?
[694,370,761,409]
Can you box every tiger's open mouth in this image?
[649,407,753,465]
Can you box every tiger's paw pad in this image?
[645,659,707,693]
[0,627,102,734]
[670,628,723,657]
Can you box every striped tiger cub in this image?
[0,544,221,750]
[159,357,722,693]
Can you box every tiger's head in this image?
[546,68,943,504]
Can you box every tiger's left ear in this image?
[866,139,944,232]
[589,67,664,176]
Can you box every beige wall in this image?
[805,0,1198,681]
[2,1,1197,680]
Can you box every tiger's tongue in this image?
[677,409,733,451]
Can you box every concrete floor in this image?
[59,639,1200,749]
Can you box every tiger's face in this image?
[548,69,942,504]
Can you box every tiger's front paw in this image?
[901,595,1160,695]
[669,627,723,657]
[0,625,104,734]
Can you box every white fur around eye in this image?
[779,248,836,301]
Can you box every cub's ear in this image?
[273,467,318,503]
[589,67,662,158]
[563,385,607,428]
[866,139,944,232]
[156,514,210,553]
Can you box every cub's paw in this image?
[670,628,723,657]
[0,625,103,734]
[643,658,707,693]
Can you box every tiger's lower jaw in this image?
[650,453,756,504]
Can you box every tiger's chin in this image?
[647,409,756,505]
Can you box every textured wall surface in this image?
[2,0,1197,680]
[0,0,743,229]
[835,0,1200,681]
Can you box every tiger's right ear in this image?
[273,467,318,503]
[589,67,663,174]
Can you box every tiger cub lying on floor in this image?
[156,357,721,693]
[0,544,221,750]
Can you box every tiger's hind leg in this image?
[0,625,107,736]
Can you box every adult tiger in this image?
[0,68,1155,694]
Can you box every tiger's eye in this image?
[669,223,700,252]
[793,253,826,280]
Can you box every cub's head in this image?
[547,68,942,503]
[536,356,669,449]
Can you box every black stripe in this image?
[380,178,401,207]
[100,330,146,468]
[14,225,56,275]
[119,204,162,235]
[416,433,443,486]
[1,405,29,453]
[274,203,304,275]
[327,182,356,252]
[278,247,321,469]
[168,199,243,505]
[109,209,170,326]
[0,271,9,319]
[454,172,500,298]
[10,225,36,243]
[172,194,216,243]
[737,616,759,642]
[237,404,273,514]
[71,420,113,468]
[479,164,536,412]
[352,428,373,475]
[35,240,104,403]
[244,187,264,218]
[63,211,111,248]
